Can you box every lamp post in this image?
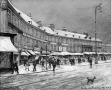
[95,3,102,64]
[46,41,48,70]
[45,40,50,70]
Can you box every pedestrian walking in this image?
[52,57,57,74]
[48,56,52,68]
[69,58,73,65]
[33,60,37,72]
[25,62,30,71]
[23,58,27,66]
[41,57,45,68]
[57,58,61,67]
[12,61,19,74]
[78,57,81,64]
[88,56,92,68]
[72,57,75,65]
[35,56,39,64]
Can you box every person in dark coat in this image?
[57,58,61,67]
[88,56,92,68]
[52,57,57,74]
[23,58,27,66]
[12,61,19,74]
[48,56,52,68]
[69,58,73,65]
[78,57,81,64]
[33,60,37,72]
[72,57,75,65]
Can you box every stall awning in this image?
[42,51,50,55]
[59,51,71,55]
[50,52,60,55]
[25,52,30,56]
[0,36,18,52]
[34,51,40,54]
[21,52,28,56]
[28,50,36,55]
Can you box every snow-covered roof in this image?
[8,0,101,42]
[54,29,85,39]
[8,0,39,27]
[54,29,101,41]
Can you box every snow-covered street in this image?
[0,60,111,90]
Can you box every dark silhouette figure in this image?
[88,56,92,68]
[33,60,37,72]
[48,57,53,68]
[69,58,72,65]
[52,57,57,74]
[78,57,81,64]
[23,58,27,66]
[57,58,61,67]
[12,62,19,74]
[72,58,75,65]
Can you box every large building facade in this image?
[0,0,102,55]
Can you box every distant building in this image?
[0,0,102,53]
[102,44,111,53]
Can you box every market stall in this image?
[0,33,18,71]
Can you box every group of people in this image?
[11,54,98,74]
[22,55,61,74]
[68,56,93,68]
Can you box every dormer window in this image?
[28,21,32,24]
[73,35,74,37]
[84,36,87,39]
[89,37,91,39]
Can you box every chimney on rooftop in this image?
[29,13,31,17]
[83,32,88,38]
[18,12,21,15]
[73,31,77,33]
[27,13,32,19]
[62,27,66,31]
[49,24,55,31]
[36,21,42,28]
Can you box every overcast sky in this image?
[10,0,111,44]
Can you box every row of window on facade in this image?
[8,28,101,48]
[6,28,101,53]
[8,24,102,47]
[7,8,102,50]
